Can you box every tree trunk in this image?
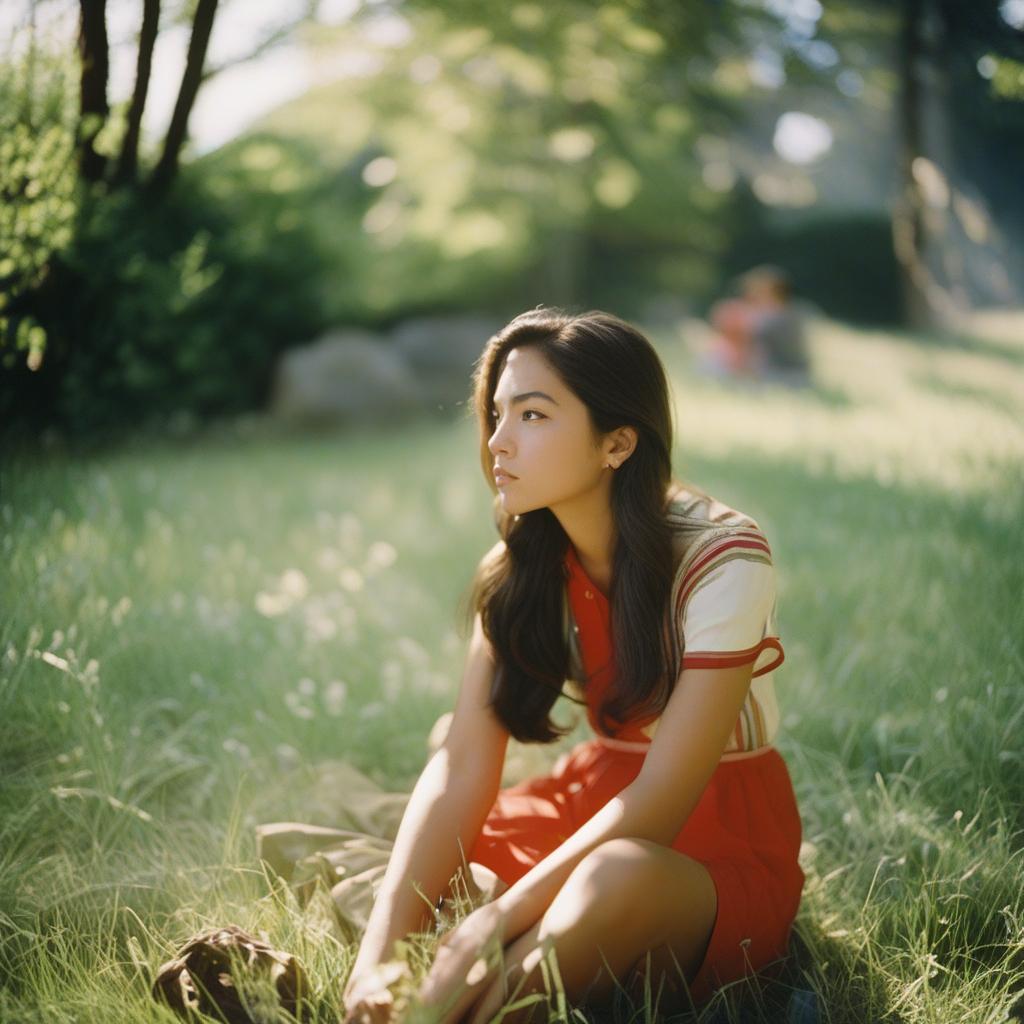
[888,0,958,327]
[892,0,934,328]
[921,2,968,314]
[77,0,109,184]
[114,0,161,186]
[148,0,219,195]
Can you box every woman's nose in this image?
[487,421,511,457]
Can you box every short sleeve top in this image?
[562,487,785,758]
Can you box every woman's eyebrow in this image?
[493,390,560,407]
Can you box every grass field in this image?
[1,314,1022,1023]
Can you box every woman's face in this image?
[487,345,608,517]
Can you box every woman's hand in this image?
[416,902,508,1024]
[342,959,410,1024]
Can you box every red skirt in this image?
[466,738,805,1005]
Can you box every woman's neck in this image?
[551,487,616,597]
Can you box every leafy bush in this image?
[0,43,78,378]
[1,152,334,443]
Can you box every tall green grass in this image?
[1,315,1022,1022]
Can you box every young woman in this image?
[340,307,805,1024]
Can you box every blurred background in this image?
[1,0,1022,441]
[2,5,1024,1021]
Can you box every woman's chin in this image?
[497,490,537,517]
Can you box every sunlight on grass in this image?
[1,316,1022,1022]
[668,316,1023,501]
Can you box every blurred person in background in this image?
[740,265,812,386]
[701,265,811,387]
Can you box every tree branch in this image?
[76,0,109,184]
[148,0,219,196]
[114,0,160,186]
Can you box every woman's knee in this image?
[550,838,664,924]
[574,837,662,885]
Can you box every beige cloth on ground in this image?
[256,759,430,945]
[255,714,573,943]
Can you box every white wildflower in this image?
[255,591,291,617]
[365,541,397,572]
[223,738,251,760]
[41,651,71,673]
[339,568,364,592]
[280,569,309,599]
[285,691,315,719]
[323,680,348,716]
[111,597,132,627]
[304,608,337,642]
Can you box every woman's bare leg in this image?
[462,837,717,1024]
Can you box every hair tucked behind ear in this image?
[464,306,684,743]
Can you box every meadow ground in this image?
[1,314,1022,1023]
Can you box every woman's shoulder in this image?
[665,483,771,579]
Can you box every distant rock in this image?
[269,330,420,426]
[391,314,501,410]
[268,315,502,426]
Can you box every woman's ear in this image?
[605,426,638,468]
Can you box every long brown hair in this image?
[467,307,681,743]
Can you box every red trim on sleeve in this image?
[681,637,784,677]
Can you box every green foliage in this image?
[249,6,735,322]
[988,55,1024,100]
[0,43,79,374]
[0,26,340,442]
[0,146,334,441]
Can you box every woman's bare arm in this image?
[346,611,510,981]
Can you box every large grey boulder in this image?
[269,330,421,426]
[390,314,501,409]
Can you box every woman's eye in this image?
[489,407,544,421]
